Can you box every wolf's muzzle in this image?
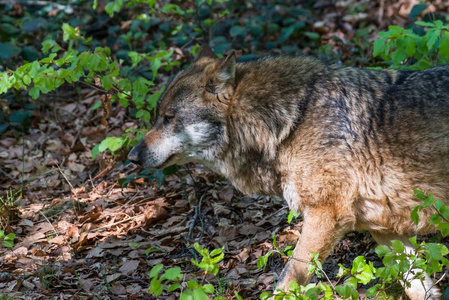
[128,146,141,164]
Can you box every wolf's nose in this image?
[128,147,140,164]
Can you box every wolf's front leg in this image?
[275,206,353,291]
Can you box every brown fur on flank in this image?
[128,46,449,299]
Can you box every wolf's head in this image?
[128,46,235,170]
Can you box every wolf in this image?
[128,45,449,299]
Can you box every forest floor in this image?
[1,1,449,299]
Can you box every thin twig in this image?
[56,163,77,197]
[0,168,21,185]
[91,216,137,232]
[187,193,205,243]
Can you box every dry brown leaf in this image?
[238,224,264,236]
[118,260,140,276]
[110,283,126,295]
[236,247,251,263]
[144,205,168,224]
[86,247,103,258]
[126,283,142,294]
[80,278,94,292]
[212,203,231,215]
[67,161,85,173]
[219,186,234,202]
[48,235,66,245]
[106,273,122,283]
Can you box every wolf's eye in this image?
[163,115,174,125]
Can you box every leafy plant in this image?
[257,233,293,269]
[259,189,448,299]
[412,189,449,237]
[374,20,449,69]
[0,230,15,249]
[287,210,301,224]
[148,242,226,300]
[0,188,21,228]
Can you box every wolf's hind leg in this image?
[275,207,353,291]
[370,232,441,300]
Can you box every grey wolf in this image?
[128,45,449,299]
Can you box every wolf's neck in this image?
[203,57,328,196]
[204,153,282,196]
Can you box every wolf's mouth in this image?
[147,153,178,169]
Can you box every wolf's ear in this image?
[204,51,236,104]
[216,51,236,86]
[195,45,217,61]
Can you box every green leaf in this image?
[136,109,151,122]
[391,240,405,253]
[391,50,407,65]
[373,38,386,57]
[278,25,295,44]
[234,291,243,300]
[186,280,198,289]
[202,283,214,294]
[230,26,247,38]
[98,136,125,153]
[210,247,223,257]
[101,76,114,91]
[62,23,82,41]
[167,282,180,292]
[162,267,181,280]
[151,58,162,77]
[148,276,163,296]
[304,32,320,40]
[29,87,40,100]
[259,292,273,300]
[149,264,164,278]
[375,245,390,257]
[345,276,358,289]
[409,236,419,247]
[92,144,100,160]
[28,61,41,77]
[437,222,449,237]
[335,285,351,298]
[161,4,184,15]
[429,213,442,225]
[415,21,436,27]
[426,243,443,260]
[411,207,420,225]
[439,31,449,60]
[2,240,13,248]
[0,43,21,60]
[287,210,301,223]
[366,284,381,298]
[192,288,208,300]
[180,290,194,300]
[426,29,440,50]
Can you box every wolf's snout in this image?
[128,146,141,164]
